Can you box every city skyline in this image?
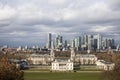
[1,33,117,49]
[0,0,120,47]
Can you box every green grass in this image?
[24,72,101,80]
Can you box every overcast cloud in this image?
[0,0,120,47]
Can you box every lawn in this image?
[24,72,101,80]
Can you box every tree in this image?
[0,57,24,80]
[100,54,120,80]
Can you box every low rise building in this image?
[27,49,54,65]
[52,59,73,71]
[70,48,97,65]
[75,54,97,65]
[96,60,115,70]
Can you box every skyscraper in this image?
[97,34,102,50]
[47,33,52,49]
[87,35,92,50]
[71,39,75,48]
[54,35,63,49]
[83,34,88,45]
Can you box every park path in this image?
[24,70,102,73]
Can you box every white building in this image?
[52,59,73,71]
[75,54,97,65]
[27,49,55,65]
[97,34,102,50]
[70,48,97,65]
[96,60,115,70]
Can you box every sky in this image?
[0,0,120,47]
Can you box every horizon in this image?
[0,32,119,48]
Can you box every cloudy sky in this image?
[0,0,120,47]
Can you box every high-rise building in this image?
[74,36,82,51]
[71,39,75,48]
[55,36,58,48]
[59,36,63,44]
[87,35,92,50]
[64,40,67,48]
[74,38,78,48]
[104,38,108,49]
[102,38,115,49]
[107,38,115,49]
[47,33,52,49]
[83,34,88,45]
[55,35,63,49]
[93,38,97,50]
[78,36,82,47]
[97,34,102,50]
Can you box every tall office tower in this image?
[74,38,78,48]
[55,36,59,48]
[91,35,94,46]
[78,36,82,51]
[74,36,82,50]
[93,38,97,50]
[77,37,82,47]
[55,35,63,49]
[102,40,105,49]
[111,39,115,48]
[104,38,108,49]
[59,36,63,44]
[71,39,75,48]
[83,34,88,45]
[64,40,67,48]
[57,35,60,45]
[97,34,102,50]
[63,40,68,51]
[107,38,115,48]
[87,35,92,50]
[51,41,54,49]
[102,38,108,49]
[47,33,52,49]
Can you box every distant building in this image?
[47,33,52,49]
[96,60,115,70]
[83,34,88,45]
[97,34,102,50]
[55,35,63,50]
[70,48,97,65]
[51,59,73,71]
[102,38,115,49]
[70,48,75,61]
[75,54,97,65]
[71,39,75,48]
[27,49,55,65]
[17,46,22,51]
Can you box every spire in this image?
[107,47,113,54]
[50,49,55,61]
[116,44,119,51]
[70,48,75,61]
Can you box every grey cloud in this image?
[0,0,120,46]
[107,0,120,10]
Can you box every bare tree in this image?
[0,57,24,80]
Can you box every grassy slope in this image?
[24,72,101,80]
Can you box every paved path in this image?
[24,70,102,73]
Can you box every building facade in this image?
[75,54,97,65]
[51,59,73,71]
[27,49,55,65]
[96,60,115,70]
